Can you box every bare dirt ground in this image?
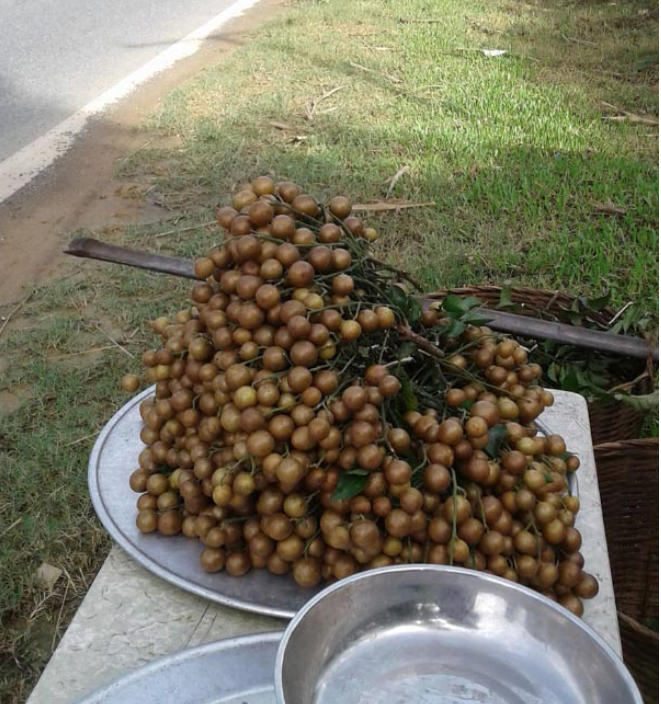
[0,0,285,310]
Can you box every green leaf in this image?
[407,296,422,324]
[388,285,409,314]
[157,464,176,474]
[459,296,482,311]
[643,617,659,632]
[574,369,590,388]
[547,363,558,383]
[485,424,507,458]
[442,294,469,314]
[460,399,475,411]
[464,312,492,326]
[332,472,369,501]
[559,368,581,393]
[621,305,638,333]
[445,319,466,338]
[496,286,514,309]
[613,390,659,412]
[397,341,418,360]
[398,371,418,413]
[556,345,575,357]
[587,293,610,311]
[610,319,625,335]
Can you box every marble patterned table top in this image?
[26,391,620,704]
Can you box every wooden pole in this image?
[65,238,658,362]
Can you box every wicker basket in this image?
[595,439,659,704]
[619,612,659,704]
[426,286,652,445]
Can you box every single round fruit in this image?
[121,374,140,392]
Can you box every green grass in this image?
[119,0,658,313]
[0,0,657,700]
[0,270,189,702]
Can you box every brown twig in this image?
[1,517,22,537]
[349,61,402,84]
[465,16,501,36]
[351,200,435,212]
[605,113,659,126]
[270,121,295,131]
[51,576,71,652]
[543,290,562,313]
[49,345,116,360]
[593,203,627,216]
[399,17,444,23]
[383,165,409,199]
[0,292,32,339]
[368,257,423,291]
[560,34,597,47]
[397,324,523,399]
[64,432,100,448]
[602,101,659,126]
[305,86,345,121]
[95,326,135,358]
[607,301,633,326]
[398,324,446,358]
[154,219,217,238]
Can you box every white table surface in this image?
[26,391,620,704]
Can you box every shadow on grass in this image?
[129,107,657,310]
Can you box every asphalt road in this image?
[0,0,242,163]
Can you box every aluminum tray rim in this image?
[74,630,283,704]
[88,386,297,618]
[89,387,576,620]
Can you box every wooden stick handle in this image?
[419,298,657,362]
[65,238,197,279]
[64,238,658,362]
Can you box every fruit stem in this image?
[365,257,423,291]
[449,468,459,566]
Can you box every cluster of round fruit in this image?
[122,176,598,617]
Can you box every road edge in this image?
[0,0,263,205]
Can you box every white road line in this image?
[0,0,263,205]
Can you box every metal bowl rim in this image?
[273,564,640,704]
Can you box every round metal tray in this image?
[75,631,282,704]
[89,387,321,618]
[89,387,576,619]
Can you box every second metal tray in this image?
[76,631,282,704]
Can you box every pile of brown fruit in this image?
[122,176,599,617]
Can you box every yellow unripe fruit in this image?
[305,293,325,310]
[319,343,337,360]
[340,320,362,341]
[292,288,310,302]
[235,386,258,409]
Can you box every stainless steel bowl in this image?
[274,565,641,704]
